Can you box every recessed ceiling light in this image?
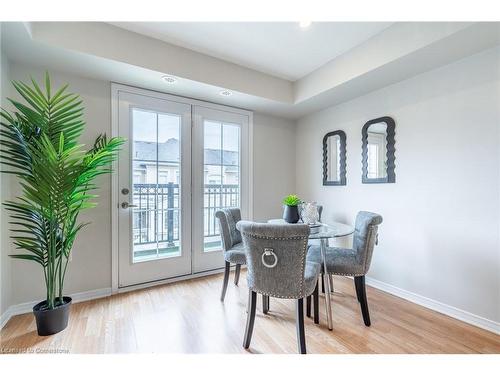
[162,75,177,84]
[219,89,232,97]
[299,21,312,29]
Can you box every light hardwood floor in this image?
[1,271,499,354]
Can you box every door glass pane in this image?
[157,114,181,258]
[203,121,240,252]
[222,124,240,209]
[132,108,182,262]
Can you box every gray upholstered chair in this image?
[215,208,246,302]
[237,221,320,354]
[306,211,383,326]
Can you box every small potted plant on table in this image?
[282,194,302,223]
[0,73,125,335]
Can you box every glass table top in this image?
[267,219,354,239]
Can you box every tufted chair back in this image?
[237,221,310,299]
[215,208,242,251]
[353,211,383,274]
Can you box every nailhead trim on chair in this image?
[250,285,316,299]
[244,233,309,241]
[321,272,365,276]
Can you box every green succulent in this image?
[283,194,302,207]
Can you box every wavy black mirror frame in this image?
[322,130,347,186]
[362,116,396,184]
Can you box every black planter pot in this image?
[33,296,72,336]
[283,205,300,223]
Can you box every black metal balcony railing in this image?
[133,183,239,247]
[204,184,239,239]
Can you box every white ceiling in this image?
[109,22,392,81]
[3,22,499,119]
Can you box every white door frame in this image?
[111,83,253,293]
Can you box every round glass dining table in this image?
[267,219,354,330]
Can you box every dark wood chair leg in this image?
[234,264,241,285]
[321,274,325,293]
[306,295,311,318]
[354,276,362,303]
[313,281,319,324]
[220,261,230,302]
[243,290,257,349]
[354,276,371,326]
[262,294,270,314]
[296,298,307,354]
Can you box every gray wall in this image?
[2,62,297,308]
[296,46,500,323]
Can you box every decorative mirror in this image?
[362,116,396,184]
[323,130,346,186]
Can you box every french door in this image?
[117,91,192,287]
[192,106,250,273]
[114,85,251,288]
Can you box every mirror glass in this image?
[327,134,341,181]
[362,116,395,184]
[323,130,346,186]
[366,122,388,179]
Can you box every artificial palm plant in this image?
[0,73,124,331]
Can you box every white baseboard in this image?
[0,287,112,330]
[365,276,500,335]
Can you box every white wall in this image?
[253,113,296,221]
[2,62,297,309]
[296,46,500,324]
[1,38,13,316]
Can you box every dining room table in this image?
[267,219,355,330]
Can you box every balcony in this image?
[132,183,239,260]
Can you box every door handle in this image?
[121,202,138,209]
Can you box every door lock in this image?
[121,202,138,209]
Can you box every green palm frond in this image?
[0,72,125,309]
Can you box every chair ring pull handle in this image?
[262,248,278,268]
